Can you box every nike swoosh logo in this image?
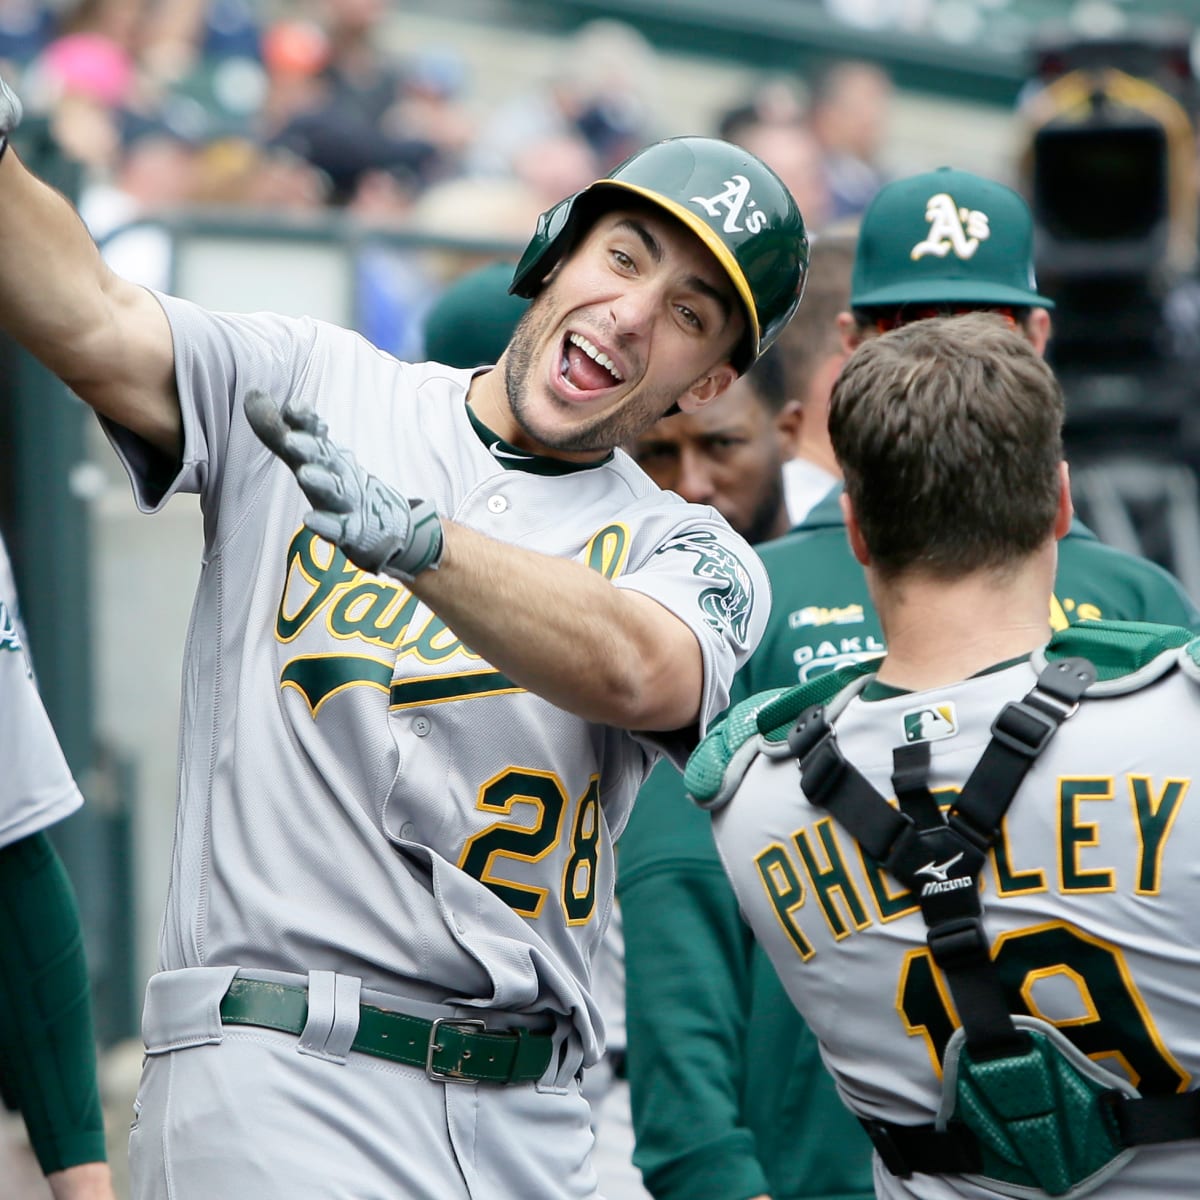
[490,441,533,461]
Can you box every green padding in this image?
[1045,620,1191,681]
[0,832,106,1173]
[756,659,879,743]
[684,688,790,804]
[951,1030,1125,1196]
[686,661,880,805]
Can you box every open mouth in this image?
[557,331,625,399]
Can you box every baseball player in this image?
[694,313,1200,1198]
[619,167,1200,1200]
[0,532,115,1200]
[0,66,809,1200]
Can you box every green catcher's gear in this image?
[510,136,809,373]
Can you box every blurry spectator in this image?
[511,130,600,212]
[20,0,139,173]
[383,45,475,174]
[468,19,659,178]
[730,117,832,235]
[716,75,806,143]
[271,102,438,205]
[776,231,857,522]
[352,174,534,361]
[190,136,328,210]
[258,19,331,135]
[807,59,893,220]
[319,0,404,127]
[405,174,541,282]
[0,2,55,73]
[570,19,661,169]
[79,118,202,289]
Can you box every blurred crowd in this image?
[0,0,900,357]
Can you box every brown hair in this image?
[829,312,1063,579]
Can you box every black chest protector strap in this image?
[788,656,1096,1059]
[790,656,1200,1181]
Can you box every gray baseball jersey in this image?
[0,534,83,848]
[704,652,1200,1198]
[102,293,767,1066]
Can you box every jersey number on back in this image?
[899,921,1189,1092]
[458,768,601,925]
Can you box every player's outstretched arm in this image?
[0,75,178,455]
[422,520,705,730]
[245,391,710,730]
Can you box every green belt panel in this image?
[219,977,554,1084]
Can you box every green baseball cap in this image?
[422,261,530,368]
[850,167,1054,310]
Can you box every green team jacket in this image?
[618,488,1200,1200]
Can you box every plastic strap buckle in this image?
[860,1118,913,1179]
[989,700,1057,758]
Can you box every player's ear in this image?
[841,490,871,565]
[1053,461,1073,540]
[1027,307,1052,357]
[837,310,862,354]
[773,398,804,454]
[677,362,738,413]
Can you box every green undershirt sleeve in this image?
[0,831,107,1174]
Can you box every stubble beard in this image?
[739,461,787,545]
[504,302,684,454]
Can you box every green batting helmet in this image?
[510,136,809,373]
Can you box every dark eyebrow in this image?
[615,217,733,324]
[615,217,662,263]
[687,275,733,324]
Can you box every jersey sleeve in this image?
[613,514,769,763]
[0,601,83,849]
[98,292,319,514]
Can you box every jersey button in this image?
[487,495,508,514]
[412,715,431,737]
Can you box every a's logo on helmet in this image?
[690,175,767,235]
[911,193,990,262]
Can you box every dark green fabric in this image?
[620,487,1200,1200]
[0,832,106,1174]
[1044,619,1192,680]
[620,762,874,1200]
[742,488,1200,701]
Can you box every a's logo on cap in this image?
[691,175,767,234]
[911,193,990,262]
[902,702,958,743]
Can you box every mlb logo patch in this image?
[903,702,957,743]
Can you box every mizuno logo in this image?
[916,853,963,883]
[916,852,973,896]
[489,441,533,461]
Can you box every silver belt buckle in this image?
[426,1016,487,1082]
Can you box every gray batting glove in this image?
[244,389,444,582]
[0,74,23,138]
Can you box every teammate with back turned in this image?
[0,71,809,1199]
[692,312,1200,1198]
